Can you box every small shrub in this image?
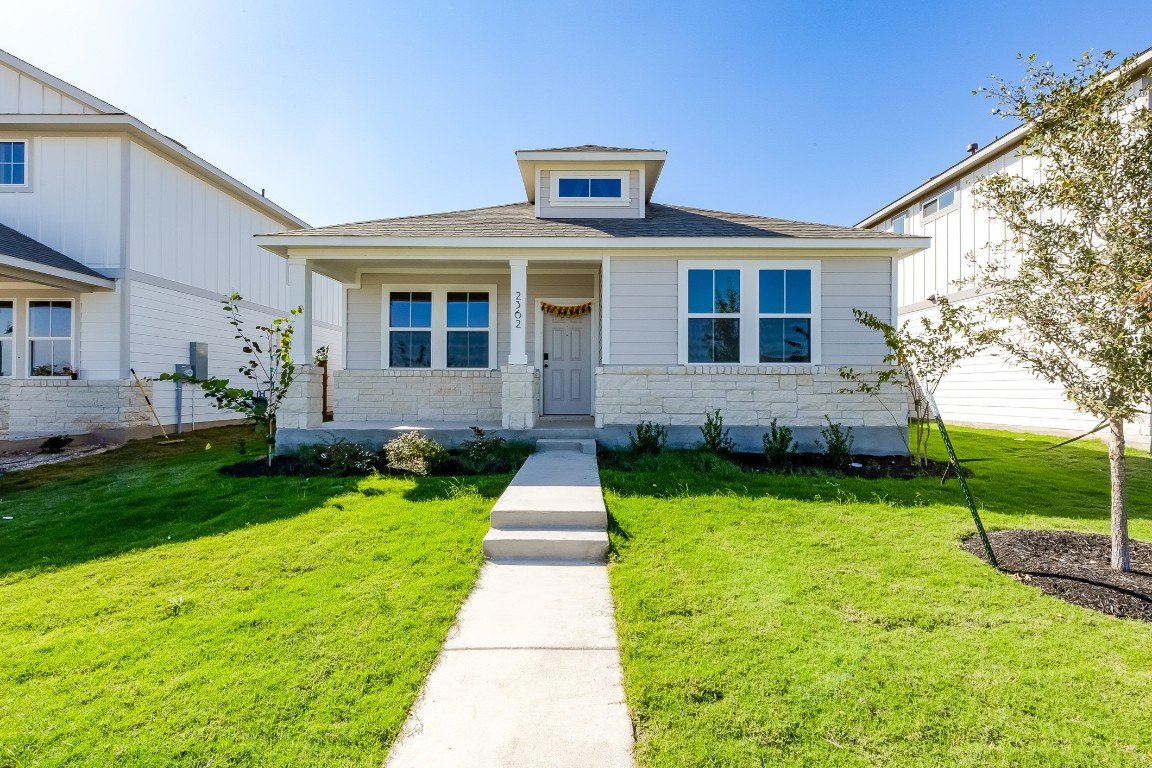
[762,419,798,468]
[816,416,854,468]
[39,435,73,454]
[295,439,377,476]
[458,427,528,474]
[699,408,735,454]
[383,431,446,476]
[629,421,668,455]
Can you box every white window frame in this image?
[0,139,31,192]
[549,171,630,207]
[0,298,13,377]
[883,211,908,234]
[921,186,958,221]
[677,261,821,366]
[381,284,498,370]
[27,299,74,377]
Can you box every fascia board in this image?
[0,114,308,229]
[514,151,667,162]
[254,235,930,253]
[0,255,115,290]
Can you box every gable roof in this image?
[0,222,115,290]
[264,202,915,240]
[0,48,120,115]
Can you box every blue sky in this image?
[5,1,1152,228]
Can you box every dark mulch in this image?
[964,529,1152,622]
[218,451,529,478]
[730,452,958,480]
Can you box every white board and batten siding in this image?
[0,62,104,115]
[608,254,892,366]
[882,149,1150,436]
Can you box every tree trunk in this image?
[1109,418,1132,572]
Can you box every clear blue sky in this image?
[5,1,1152,228]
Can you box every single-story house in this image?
[0,47,343,443]
[263,146,927,453]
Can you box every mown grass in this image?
[604,427,1152,767]
[0,427,503,768]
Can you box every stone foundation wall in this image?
[279,367,323,430]
[501,365,539,429]
[594,365,907,429]
[333,369,503,423]
[5,379,152,440]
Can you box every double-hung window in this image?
[0,301,12,376]
[680,262,820,365]
[0,141,28,188]
[384,286,496,369]
[28,300,72,376]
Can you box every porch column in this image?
[508,259,528,365]
[287,258,313,364]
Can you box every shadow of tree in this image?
[0,427,354,579]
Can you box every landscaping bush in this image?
[629,421,668,455]
[383,431,446,476]
[457,427,531,474]
[39,435,73,454]
[699,408,735,454]
[816,416,854,468]
[294,438,377,476]
[761,419,797,468]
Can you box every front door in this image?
[542,310,592,415]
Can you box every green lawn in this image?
[604,427,1152,767]
[0,428,503,768]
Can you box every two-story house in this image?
[263,145,926,453]
[857,47,1152,439]
[0,48,343,442]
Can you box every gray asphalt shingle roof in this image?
[0,222,109,279]
[271,202,913,240]
[519,145,663,153]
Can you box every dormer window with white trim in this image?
[921,186,957,219]
[549,171,629,206]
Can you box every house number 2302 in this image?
[514,291,522,328]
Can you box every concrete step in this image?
[482,528,609,562]
[490,507,607,530]
[535,438,597,455]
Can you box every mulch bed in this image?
[730,452,957,480]
[964,530,1152,622]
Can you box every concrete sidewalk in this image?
[384,443,635,768]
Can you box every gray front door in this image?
[542,310,592,415]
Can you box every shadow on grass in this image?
[0,426,354,580]
[399,474,513,502]
[598,428,1152,525]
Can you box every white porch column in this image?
[287,258,313,364]
[508,259,528,365]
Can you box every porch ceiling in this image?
[305,258,602,285]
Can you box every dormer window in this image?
[550,171,629,206]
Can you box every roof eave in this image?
[0,254,115,291]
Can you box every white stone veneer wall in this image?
[5,379,152,440]
[332,370,503,423]
[501,365,539,429]
[593,365,907,429]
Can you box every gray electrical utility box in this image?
[189,342,208,380]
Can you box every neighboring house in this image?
[263,145,926,452]
[0,48,343,442]
[856,47,1152,439]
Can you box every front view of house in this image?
[264,146,925,453]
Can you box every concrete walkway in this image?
[384,441,635,768]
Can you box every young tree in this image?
[839,298,983,467]
[972,50,1152,572]
[163,293,302,467]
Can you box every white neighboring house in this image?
[0,48,343,442]
[263,145,927,453]
[856,47,1152,439]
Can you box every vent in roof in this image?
[966,143,979,156]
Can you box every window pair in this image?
[685,267,814,364]
[388,291,492,369]
[0,300,73,377]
